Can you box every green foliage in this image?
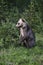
[0,0,43,33]
[0,22,19,48]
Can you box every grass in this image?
[0,33,43,65]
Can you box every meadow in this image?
[0,33,43,65]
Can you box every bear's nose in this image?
[16,24,18,27]
[16,25,17,27]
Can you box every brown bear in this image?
[16,18,35,48]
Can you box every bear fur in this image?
[16,18,35,48]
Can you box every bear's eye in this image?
[18,23,20,25]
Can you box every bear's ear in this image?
[22,18,25,22]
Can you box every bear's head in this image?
[16,18,25,28]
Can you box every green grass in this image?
[0,33,43,65]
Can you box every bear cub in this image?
[16,18,35,48]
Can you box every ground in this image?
[0,33,43,65]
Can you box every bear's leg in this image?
[28,40,35,48]
[19,35,25,45]
[24,40,29,48]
